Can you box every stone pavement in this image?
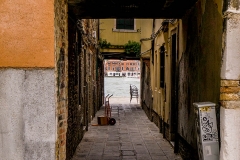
[72,98,182,160]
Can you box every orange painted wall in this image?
[0,0,54,67]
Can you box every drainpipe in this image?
[151,19,155,64]
[163,83,166,138]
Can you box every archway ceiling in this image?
[68,0,197,19]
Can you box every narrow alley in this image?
[3,0,240,159]
[72,98,181,160]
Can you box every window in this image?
[122,67,123,70]
[160,46,165,88]
[116,67,121,72]
[108,67,110,70]
[116,19,134,30]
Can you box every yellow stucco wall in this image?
[0,0,54,67]
[140,19,153,53]
[100,19,153,55]
[149,19,179,123]
[100,19,141,48]
[153,19,164,115]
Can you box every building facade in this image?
[140,0,240,159]
[0,1,104,160]
[104,60,140,77]
[99,19,152,57]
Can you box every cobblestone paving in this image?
[72,99,182,160]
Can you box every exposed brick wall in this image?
[78,19,100,124]
[66,18,83,160]
[65,19,104,160]
[220,80,240,102]
[54,1,68,160]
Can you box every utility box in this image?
[193,102,219,160]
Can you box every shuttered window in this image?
[116,19,134,30]
[160,46,165,88]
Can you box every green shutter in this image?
[116,19,134,30]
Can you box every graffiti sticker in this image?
[199,107,218,142]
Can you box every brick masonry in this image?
[220,80,240,102]
[54,1,105,159]
[66,18,82,160]
[54,0,68,160]
[220,80,240,109]
[65,18,104,160]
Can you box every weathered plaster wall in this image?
[139,19,153,125]
[0,69,55,160]
[153,19,166,117]
[141,61,153,117]
[178,0,222,157]
[220,107,240,159]
[164,21,179,126]
[0,0,57,159]
[140,19,153,53]
[0,0,54,67]
[221,12,240,79]
[0,69,24,160]
[220,80,240,160]
[220,1,240,159]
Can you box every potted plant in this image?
[98,38,111,48]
